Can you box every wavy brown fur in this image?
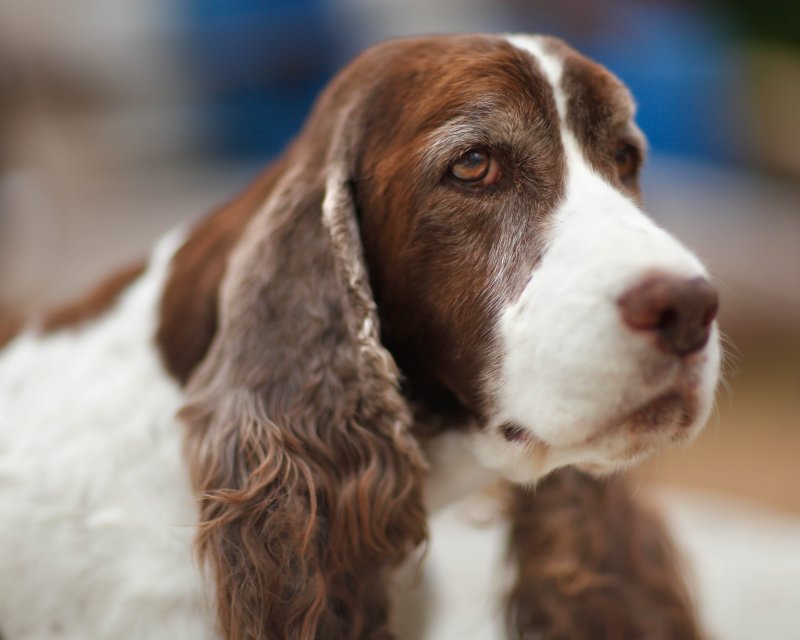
[506,470,702,640]
[179,71,428,638]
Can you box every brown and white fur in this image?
[0,34,720,639]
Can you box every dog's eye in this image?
[614,141,640,186]
[450,149,501,186]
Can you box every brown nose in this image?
[618,274,719,357]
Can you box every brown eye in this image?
[614,141,640,186]
[450,149,501,186]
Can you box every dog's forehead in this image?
[354,34,636,153]
[351,36,553,138]
[505,35,636,125]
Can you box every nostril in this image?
[655,306,679,333]
[618,273,719,357]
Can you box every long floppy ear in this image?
[506,470,702,640]
[180,102,427,640]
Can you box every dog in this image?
[0,34,720,639]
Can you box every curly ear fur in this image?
[506,470,702,640]
[180,101,427,638]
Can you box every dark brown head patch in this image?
[351,36,567,417]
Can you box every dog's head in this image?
[176,33,722,487]
[333,34,720,482]
[174,33,721,637]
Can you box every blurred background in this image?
[0,0,798,636]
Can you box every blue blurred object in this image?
[179,0,341,160]
[574,4,746,163]
[176,0,745,165]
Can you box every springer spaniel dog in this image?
[0,34,720,639]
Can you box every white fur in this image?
[470,36,722,483]
[0,231,216,639]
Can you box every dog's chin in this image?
[476,388,708,485]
